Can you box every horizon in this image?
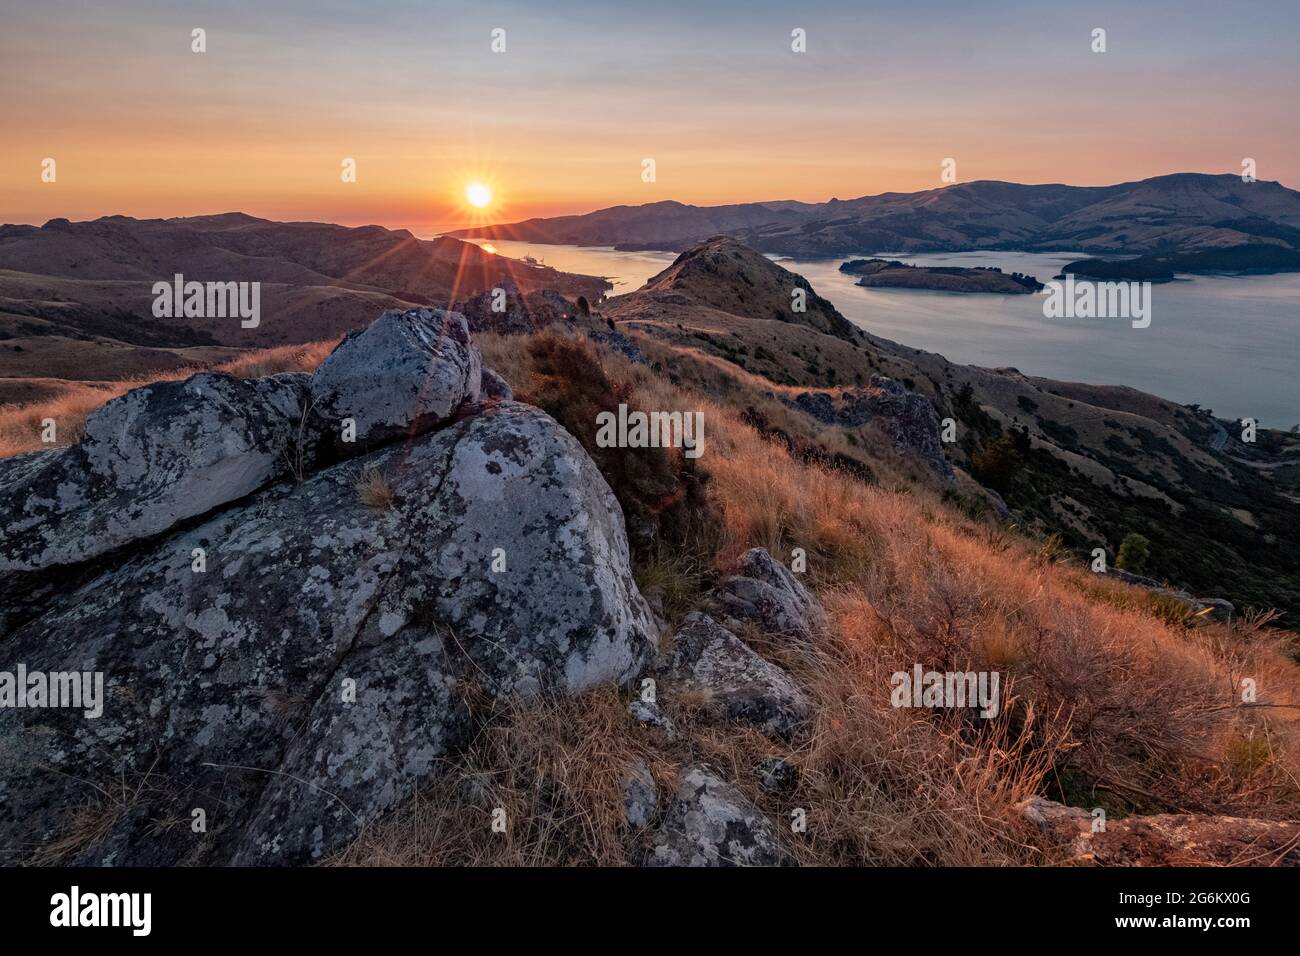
[4,0,1299,231]
[7,169,1296,238]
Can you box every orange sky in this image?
[4,1,1298,233]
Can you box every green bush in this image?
[1116,532,1152,575]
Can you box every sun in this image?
[466,182,492,209]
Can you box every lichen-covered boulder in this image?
[623,762,658,830]
[1019,797,1300,866]
[645,766,794,867]
[787,374,953,479]
[308,308,481,452]
[364,401,658,697]
[701,547,826,640]
[0,401,657,866]
[480,367,514,402]
[0,372,311,629]
[667,612,810,739]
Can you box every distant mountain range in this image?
[0,213,608,386]
[447,173,1300,258]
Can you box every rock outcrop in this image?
[453,281,575,336]
[666,612,810,739]
[0,309,656,866]
[309,308,481,453]
[645,765,794,867]
[786,375,953,479]
[1020,797,1300,866]
[701,547,826,640]
[1104,568,1235,620]
[0,372,312,630]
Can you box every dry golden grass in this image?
[12,330,1299,865]
[355,466,395,510]
[332,686,670,866]
[0,340,337,459]
[334,332,1300,866]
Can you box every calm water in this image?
[457,238,1300,426]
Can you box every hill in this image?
[603,238,1300,620]
[449,173,1300,259]
[0,213,608,382]
[4,299,1298,869]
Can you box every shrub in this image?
[970,431,1025,493]
[519,330,717,565]
[1116,532,1152,574]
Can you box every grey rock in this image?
[0,401,656,866]
[755,757,799,795]
[362,402,658,698]
[479,367,514,402]
[668,612,811,739]
[453,281,574,336]
[309,308,481,453]
[583,324,649,366]
[646,766,793,867]
[786,374,953,479]
[0,372,312,626]
[628,697,677,740]
[623,762,658,829]
[701,547,826,640]
[1020,796,1093,836]
[1104,568,1235,620]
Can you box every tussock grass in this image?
[13,331,1298,865]
[355,466,395,510]
[338,331,1300,865]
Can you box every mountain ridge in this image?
[448,173,1300,258]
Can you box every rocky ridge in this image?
[2,304,1295,867]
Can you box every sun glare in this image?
[466,183,492,209]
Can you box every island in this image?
[838,258,1045,293]
[1058,243,1300,282]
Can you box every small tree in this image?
[970,431,1024,493]
[1116,532,1152,575]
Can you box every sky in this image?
[2,0,1298,233]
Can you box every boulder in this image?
[479,367,514,402]
[453,281,573,336]
[1104,569,1235,621]
[786,374,953,479]
[0,400,657,865]
[1019,797,1300,866]
[623,762,658,829]
[0,372,311,629]
[308,308,481,452]
[667,612,810,739]
[701,547,826,640]
[755,757,799,795]
[362,402,658,698]
[628,698,677,740]
[645,765,794,867]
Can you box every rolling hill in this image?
[0,213,609,382]
[449,173,1300,259]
